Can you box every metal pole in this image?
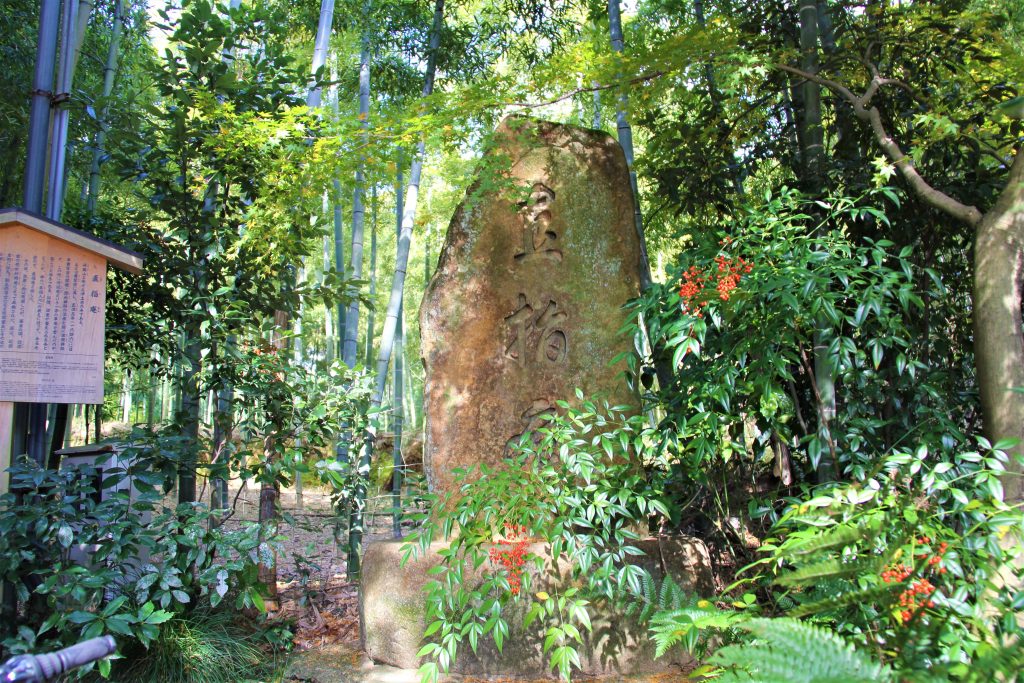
[23,0,61,212]
[46,0,78,222]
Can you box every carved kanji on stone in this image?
[504,294,568,367]
[420,117,643,495]
[506,398,556,451]
[515,183,561,264]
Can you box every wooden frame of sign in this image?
[0,207,142,493]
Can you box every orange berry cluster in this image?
[488,523,529,596]
[897,578,937,621]
[917,538,949,572]
[715,255,751,300]
[881,536,949,623]
[678,255,752,317]
[881,563,913,583]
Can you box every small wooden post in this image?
[0,401,13,494]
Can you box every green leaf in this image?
[105,616,135,636]
[57,524,74,549]
[68,610,97,624]
[145,609,173,626]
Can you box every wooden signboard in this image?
[0,208,142,494]
[0,227,108,403]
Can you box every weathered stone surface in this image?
[420,117,643,495]
[360,536,713,678]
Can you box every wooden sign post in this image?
[0,208,142,493]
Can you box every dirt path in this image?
[213,477,424,653]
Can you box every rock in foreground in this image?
[360,536,713,678]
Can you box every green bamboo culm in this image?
[346,0,376,578]
[350,0,445,579]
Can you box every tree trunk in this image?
[177,330,202,504]
[392,164,405,538]
[69,0,94,81]
[121,371,132,423]
[14,0,61,486]
[974,149,1024,503]
[334,179,347,361]
[343,30,372,371]
[331,54,347,366]
[294,266,306,510]
[608,0,674,392]
[45,402,69,469]
[46,0,83,221]
[211,338,234,512]
[338,7,372,487]
[798,0,837,481]
[146,365,157,431]
[257,310,289,601]
[422,244,431,433]
[607,0,653,292]
[306,0,335,108]
[323,233,335,364]
[23,0,60,212]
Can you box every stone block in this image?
[361,535,713,678]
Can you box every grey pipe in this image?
[46,0,79,221]
[23,0,61,212]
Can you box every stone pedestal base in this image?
[360,535,714,679]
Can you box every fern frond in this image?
[624,569,654,619]
[658,573,687,611]
[650,606,746,658]
[635,569,659,621]
[788,582,896,618]
[774,555,885,587]
[710,618,892,683]
[784,522,871,557]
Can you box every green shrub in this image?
[404,396,668,683]
[0,437,271,674]
[648,439,1024,680]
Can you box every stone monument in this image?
[361,117,712,678]
[420,116,643,494]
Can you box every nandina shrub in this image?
[628,187,972,540]
[633,186,1022,678]
[403,397,670,682]
[0,443,272,676]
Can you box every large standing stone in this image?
[420,116,643,494]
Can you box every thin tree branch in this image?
[778,63,984,227]
[504,70,666,110]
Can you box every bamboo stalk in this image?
[86,0,124,213]
[351,0,445,579]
